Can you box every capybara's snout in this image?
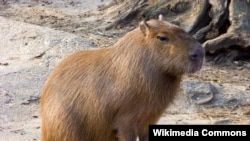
[188,44,205,73]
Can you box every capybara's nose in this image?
[189,45,205,62]
[190,54,198,61]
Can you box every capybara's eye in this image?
[157,36,169,42]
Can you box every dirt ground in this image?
[0,0,250,140]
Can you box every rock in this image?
[218,84,250,106]
[166,79,250,113]
[181,80,250,108]
[164,80,216,114]
[182,80,215,105]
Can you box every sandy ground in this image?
[0,0,250,140]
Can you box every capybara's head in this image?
[140,15,205,75]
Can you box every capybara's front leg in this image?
[115,124,137,141]
[139,132,148,141]
[138,126,149,141]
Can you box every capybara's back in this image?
[40,15,204,141]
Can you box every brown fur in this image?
[40,16,204,141]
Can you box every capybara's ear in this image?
[139,21,149,36]
[158,14,163,21]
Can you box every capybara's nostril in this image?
[190,54,198,61]
[190,45,205,61]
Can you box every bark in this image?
[101,0,250,64]
[203,0,250,64]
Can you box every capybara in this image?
[40,15,205,141]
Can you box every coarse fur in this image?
[40,16,204,141]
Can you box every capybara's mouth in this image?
[188,60,204,73]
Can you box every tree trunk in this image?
[101,0,250,65]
